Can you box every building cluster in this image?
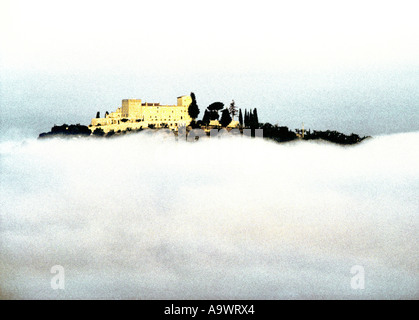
[90,95,193,133]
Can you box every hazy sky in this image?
[1,0,419,136]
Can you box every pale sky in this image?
[1,0,419,137]
[2,0,418,73]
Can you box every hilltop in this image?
[38,92,369,145]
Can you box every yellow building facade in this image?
[90,95,193,133]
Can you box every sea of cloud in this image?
[0,131,418,299]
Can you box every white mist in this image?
[0,132,418,299]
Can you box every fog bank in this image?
[0,132,418,299]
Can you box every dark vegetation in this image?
[259,123,368,145]
[302,129,366,145]
[38,124,91,138]
[259,123,297,142]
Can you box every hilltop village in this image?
[88,94,240,134]
[39,92,368,145]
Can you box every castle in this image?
[89,95,193,133]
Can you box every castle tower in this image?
[121,99,142,118]
[177,95,192,107]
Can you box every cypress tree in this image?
[249,109,253,128]
[220,109,232,127]
[202,109,211,125]
[238,109,243,127]
[188,92,200,120]
[244,109,248,127]
[253,108,259,127]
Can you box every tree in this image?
[209,110,219,121]
[247,108,260,128]
[207,102,224,112]
[188,92,200,120]
[220,109,232,127]
[248,109,253,127]
[207,102,223,121]
[202,109,211,125]
[96,111,100,118]
[253,108,259,127]
[244,109,249,127]
[238,109,243,127]
[92,127,105,136]
[229,100,238,120]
